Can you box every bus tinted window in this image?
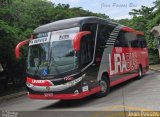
[114,31,129,47]
[97,24,114,56]
[80,35,93,65]
[138,35,147,48]
[128,33,139,48]
[115,31,146,48]
[81,23,97,66]
[98,25,114,45]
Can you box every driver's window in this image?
[80,23,97,66]
[80,35,92,65]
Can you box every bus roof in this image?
[33,16,144,35]
[33,16,118,33]
[122,26,144,35]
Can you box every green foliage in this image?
[148,49,160,65]
[0,20,23,80]
[129,6,155,19]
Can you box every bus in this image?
[15,17,149,100]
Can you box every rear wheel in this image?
[96,76,110,97]
[137,66,143,79]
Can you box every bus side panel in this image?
[138,48,149,73]
[108,47,148,87]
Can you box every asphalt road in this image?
[0,70,160,117]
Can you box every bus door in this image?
[80,23,98,87]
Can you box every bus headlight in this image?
[26,82,34,88]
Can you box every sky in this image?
[50,0,155,20]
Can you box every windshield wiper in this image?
[33,60,41,76]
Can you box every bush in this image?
[148,49,160,65]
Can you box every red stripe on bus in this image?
[122,27,144,35]
[26,77,53,86]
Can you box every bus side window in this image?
[114,31,128,47]
[129,33,139,48]
[97,24,114,57]
[115,40,120,46]
[130,40,139,48]
[80,23,97,66]
[137,35,147,48]
[142,38,147,48]
[80,35,92,65]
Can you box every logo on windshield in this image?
[41,69,48,75]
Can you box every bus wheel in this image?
[137,66,143,79]
[96,76,110,97]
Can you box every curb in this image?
[0,91,27,101]
[149,68,160,72]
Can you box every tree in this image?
[129,6,155,19]
[0,0,12,7]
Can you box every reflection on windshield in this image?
[27,27,80,76]
[27,40,78,76]
[49,40,78,75]
[27,43,49,75]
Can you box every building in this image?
[151,24,160,57]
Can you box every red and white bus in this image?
[15,17,149,100]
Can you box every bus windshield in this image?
[27,42,49,75]
[27,27,79,76]
[49,40,78,75]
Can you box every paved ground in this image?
[0,70,160,117]
[150,64,160,72]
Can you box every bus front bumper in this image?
[28,86,101,100]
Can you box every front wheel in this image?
[96,76,110,97]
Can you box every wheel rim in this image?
[139,68,142,77]
[100,81,107,93]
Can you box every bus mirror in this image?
[73,31,91,51]
[15,39,30,59]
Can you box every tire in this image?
[96,76,110,97]
[137,66,143,79]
